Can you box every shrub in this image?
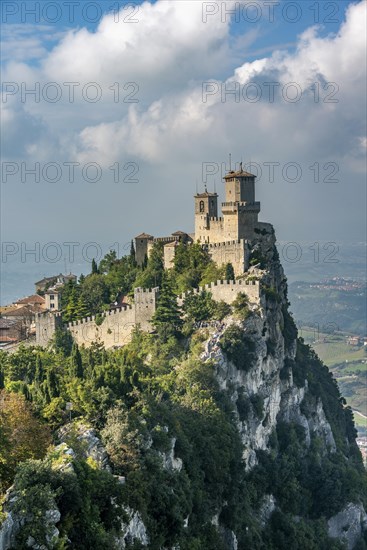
[263,286,281,304]
[250,394,264,419]
[95,313,104,326]
[219,326,256,371]
[236,391,251,422]
[232,293,251,321]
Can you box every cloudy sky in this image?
[1,0,366,287]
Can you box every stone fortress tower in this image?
[36,160,269,349]
[136,163,267,275]
[195,163,260,243]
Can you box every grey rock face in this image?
[0,506,16,550]
[328,502,367,549]
[116,507,149,549]
[158,438,183,472]
[259,494,276,527]
[58,422,111,471]
[0,490,61,550]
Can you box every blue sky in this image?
[1,1,354,64]
[1,0,366,303]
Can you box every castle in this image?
[135,164,271,275]
[36,164,269,348]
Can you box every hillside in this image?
[288,279,366,336]
[1,230,367,550]
[299,328,367,437]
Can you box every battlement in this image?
[66,305,134,328]
[36,310,62,319]
[154,236,178,244]
[134,287,159,294]
[222,201,261,210]
[209,216,223,222]
[178,278,260,305]
[206,239,246,249]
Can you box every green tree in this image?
[0,366,4,390]
[34,356,44,385]
[91,258,99,274]
[182,291,214,323]
[152,272,182,340]
[225,262,235,281]
[134,242,164,288]
[81,274,109,315]
[52,327,73,356]
[0,390,51,493]
[76,294,90,320]
[63,286,79,322]
[46,367,59,402]
[70,344,83,379]
[130,240,137,267]
[98,250,117,274]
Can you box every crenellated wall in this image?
[205,239,250,275]
[36,311,63,347]
[68,287,159,348]
[68,305,136,348]
[36,279,260,349]
[177,279,260,307]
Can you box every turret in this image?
[194,187,218,240]
[135,233,154,267]
[223,163,257,203]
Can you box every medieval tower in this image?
[135,163,265,275]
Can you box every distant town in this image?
[0,273,76,349]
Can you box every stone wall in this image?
[206,239,249,276]
[68,287,159,348]
[36,279,260,350]
[68,306,136,348]
[195,215,224,243]
[178,279,260,307]
[36,312,63,347]
[134,287,159,330]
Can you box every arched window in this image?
[199,200,205,213]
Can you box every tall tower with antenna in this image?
[194,159,260,243]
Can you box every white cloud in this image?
[69,1,366,168]
[1,0,366,244]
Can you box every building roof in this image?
[15,294,45,305]
[34,273,76,286]
[34,275,57,285]
[195,192,218,198]
[3,304,44,317]
[224,169,256,179]
[0,318,21,328]
[0,305,19,314]
[3,306,33,317]
[135,233,154,239]
[171,230,188,236]
[0,336,19,343]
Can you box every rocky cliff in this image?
[1,228,366,549]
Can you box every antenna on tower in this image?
[214,179,216,193]
[229,153,232,171]
[64,257,67,275]
[196,179,198,194]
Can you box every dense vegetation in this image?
[1,245,366,549]
[58,242,233,323]
[1,331,366,547]
[288,280,367,336]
